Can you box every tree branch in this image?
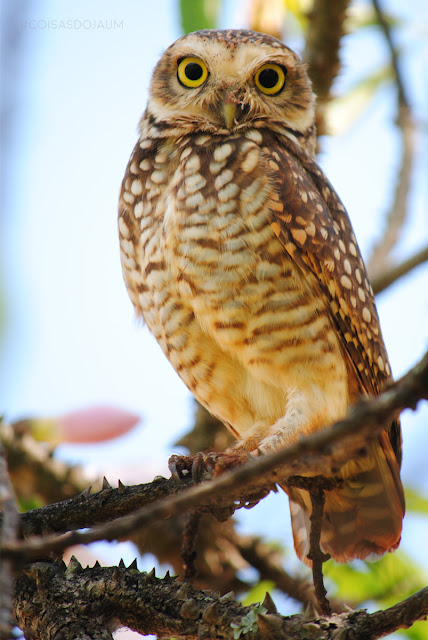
[303,0,351,136]
[372,0,409,107]
[2,349,427,563]
[0,420,97,504]
[367,0,416,277]
[14,559,428,640]
[367,585,428,638]
[371,244,428,295]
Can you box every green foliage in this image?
[179,0,221,34]
[325,551,427,605]
[18,496,43,512]
[405,487,428,516]
[283,0,309,31]
[403,621,428,640]
[230,604,267,639]
[325,551,428,639]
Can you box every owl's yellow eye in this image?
[177,57,208,88]
[255,63,286,95]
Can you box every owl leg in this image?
[241,383,346,455]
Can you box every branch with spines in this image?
[2,348,427,563]
[14,555,428,640]
[3,349,428,638]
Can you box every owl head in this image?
[143,29,315,143]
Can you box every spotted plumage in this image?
[119,29,404,564]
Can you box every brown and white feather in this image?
[119,29,404,565]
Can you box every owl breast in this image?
[120,129,349,448]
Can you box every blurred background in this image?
[1,0,427,637]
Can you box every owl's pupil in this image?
[259,68,279,88]
[185,63,203,81]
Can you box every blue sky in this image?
[2,0,427,597]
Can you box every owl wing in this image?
[260,135,404,563]
[262,134,402,466]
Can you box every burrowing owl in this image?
[118,29,404,564]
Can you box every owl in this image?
[118,29,404,565]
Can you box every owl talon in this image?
[192,452,223,483]
[169,450,249,484]
[168,454,193,481]
[168,452,220,483]
[191,452,206,484]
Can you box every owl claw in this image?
[168,454,193,481]
[192,452,223,483]
[169,450,249,484]
[191,451,205,484]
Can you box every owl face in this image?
[146,29,315,137]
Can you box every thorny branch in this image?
[2,342,427,640]
[0,432,346,611]
[14,559,428,640]
[0,422,332,610]
[367,0,416,277]
[4,349,427,636]
[2,349,428,564]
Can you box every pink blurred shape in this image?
[25,406,141,444]
[59,406,141,443]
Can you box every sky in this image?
[1,0,428,615]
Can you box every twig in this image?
[181,510,202,581]
[307,485,330,615]
[372,0,408,107]
[0,441,20,638]
[2,348,428,561]
[367,0,416,277]
[235,533,351,613]
[371,244,428,295]
[287,476,339,615]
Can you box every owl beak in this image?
[221,102,236,129]
[221,101,237,130]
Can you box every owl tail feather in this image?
[282,432,405,565]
